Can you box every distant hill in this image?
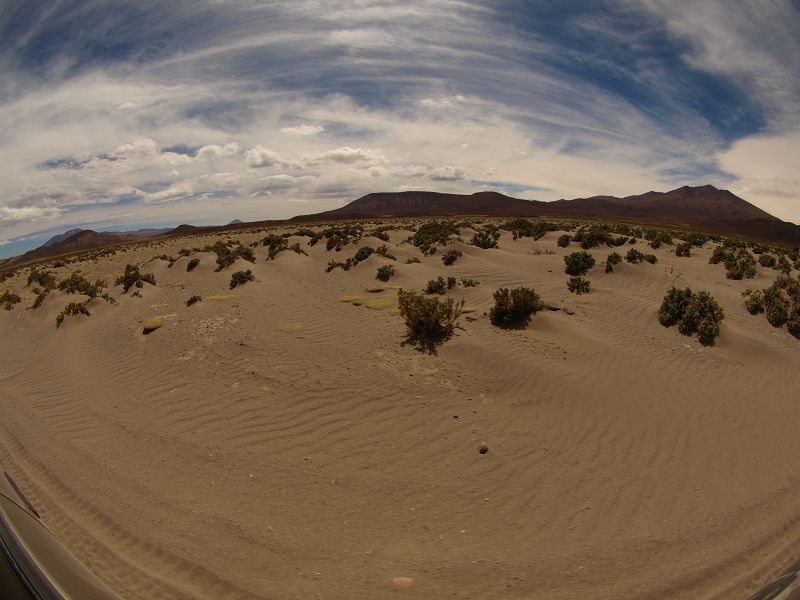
[293,185,800,246]
[227,219,244,225]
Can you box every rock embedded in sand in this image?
[391,576,414,588]
[142,317,164,334]
[479,443,489,454]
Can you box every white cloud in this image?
[196,143,240,160]
[306,146,384,165]
[244,146,284,168]
[429,165,467,181]
[0,206,63,225]
[113,138,160,159]
[280,124,324,136]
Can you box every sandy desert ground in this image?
[1,221,800,600]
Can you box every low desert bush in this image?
[605,251,622,273]
[758,254,777,268]
[204,241,255,270]
[675,242,692,257]
[1,290,21,310]
[658,287,724,346]
[489,287,544,326]
[258,234,288,259]
[564,251,596,276]
[425,277,448,295]
[411,221,459,255]
[115,264,156,293]
[376,265,395,282]
[186,295,202,306]
[55,301,91,328]
[187,258,200,272]
[557,234,571,248]
[397,289,464,350]
[442,249,463,266]
[447,276,457,290]
[27,268,56,290]
[742,289,764,315]
[325,246,375,272]
[58,272,103,297]
[460,277,479,287]
[406,257,421,264]
[470,226,500,249]
[229,270,255,289]
[375,244,396,260]
[567,276,591,295]
[625,248,646,263]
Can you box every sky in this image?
[1,0,799,258]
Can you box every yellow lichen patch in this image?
[388,307,401,316]
[339,294,363,303]
[462,306,478,313]
[142,318,164,334]
[365,296,397,310]
[206,294,236,301]
[365,286,385,293]
[278,322,303,333]
[576,299,589,305]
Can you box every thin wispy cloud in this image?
[0,0,798,257]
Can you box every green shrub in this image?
[489,287,544,326]
[501,219,558,240]
[724,250,756,280]
[644,229,672,246]
[682,233,708,247]
[375,244,396,260]
[397,289,463,350]
[564,251,596,276]
[758,254,777,268]
[406,257,421,264]
[787,311,800,339]
[186,295,202,306]
[323,224,364,251]
[411,222,459,255]
[259,234,288,259]
[56,301,90,328]
[230,270,255,289]
[675,242,692,257]
[447,276,457,290]
[115,264,156,293]
[30,288,48,310]
[778,255,792,274]
[471,228,500,249]
[557,234,571,248]
[442,249,463,266]
[567,276,591,295]
[376,265,395,282]
[658,287,724,346]
[58,272,103,297]
[187,258,200,272]
[204,241,255,270]
[742,289,765,315]
[649,238,661,249]
[1,290,21,310]
[460,278,479,287]
[27,268,56,290]
[425,277,448,295]
[644,254,658,264]
[605,252,622,273]
[625,248,646,263]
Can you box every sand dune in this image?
[1,223,799,599]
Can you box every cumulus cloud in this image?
[429,166,467,181]
[0,206,63,225]
[196,143,240,160]
[306,147,384,165]
[244,146,285,168]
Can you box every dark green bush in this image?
[115,264,156,293]
[644,254,658,264]
[56,301,90,328]
[644,229,672,246]
[658,287,724,346]
[489,287,544,326]
[411,222,459,255]
[501,219,559,240]
[27,268,56,290]
[397,289,463,350]
[460,278,479,287]
[564,251,596,276]
[447,276,457,290]
[758,254,777,268]
[187,258,200,272]
[425,277,447,295]
[376,265,395,282]
[186,295,202,306]
[605,252,622,273]
[229,270,255,289]
[625,248,646,263]
[442,249,463,266]
[742,289,764,315]
[406,257,421,264]
[375,244,396,260]
[567,276,591,295]
[1,290,21,310]
[204,241,255,270]
[59,272,103,297]
[649,238,662,249]
[557,234,571,248]
[675,242,691,257]
[724,249,756,280]
[471,228,500,249]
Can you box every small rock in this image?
[479,443,489,454]
[392,577,414,588]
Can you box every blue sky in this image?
[1,0,799,258]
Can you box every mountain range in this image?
[2,185,798,270]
